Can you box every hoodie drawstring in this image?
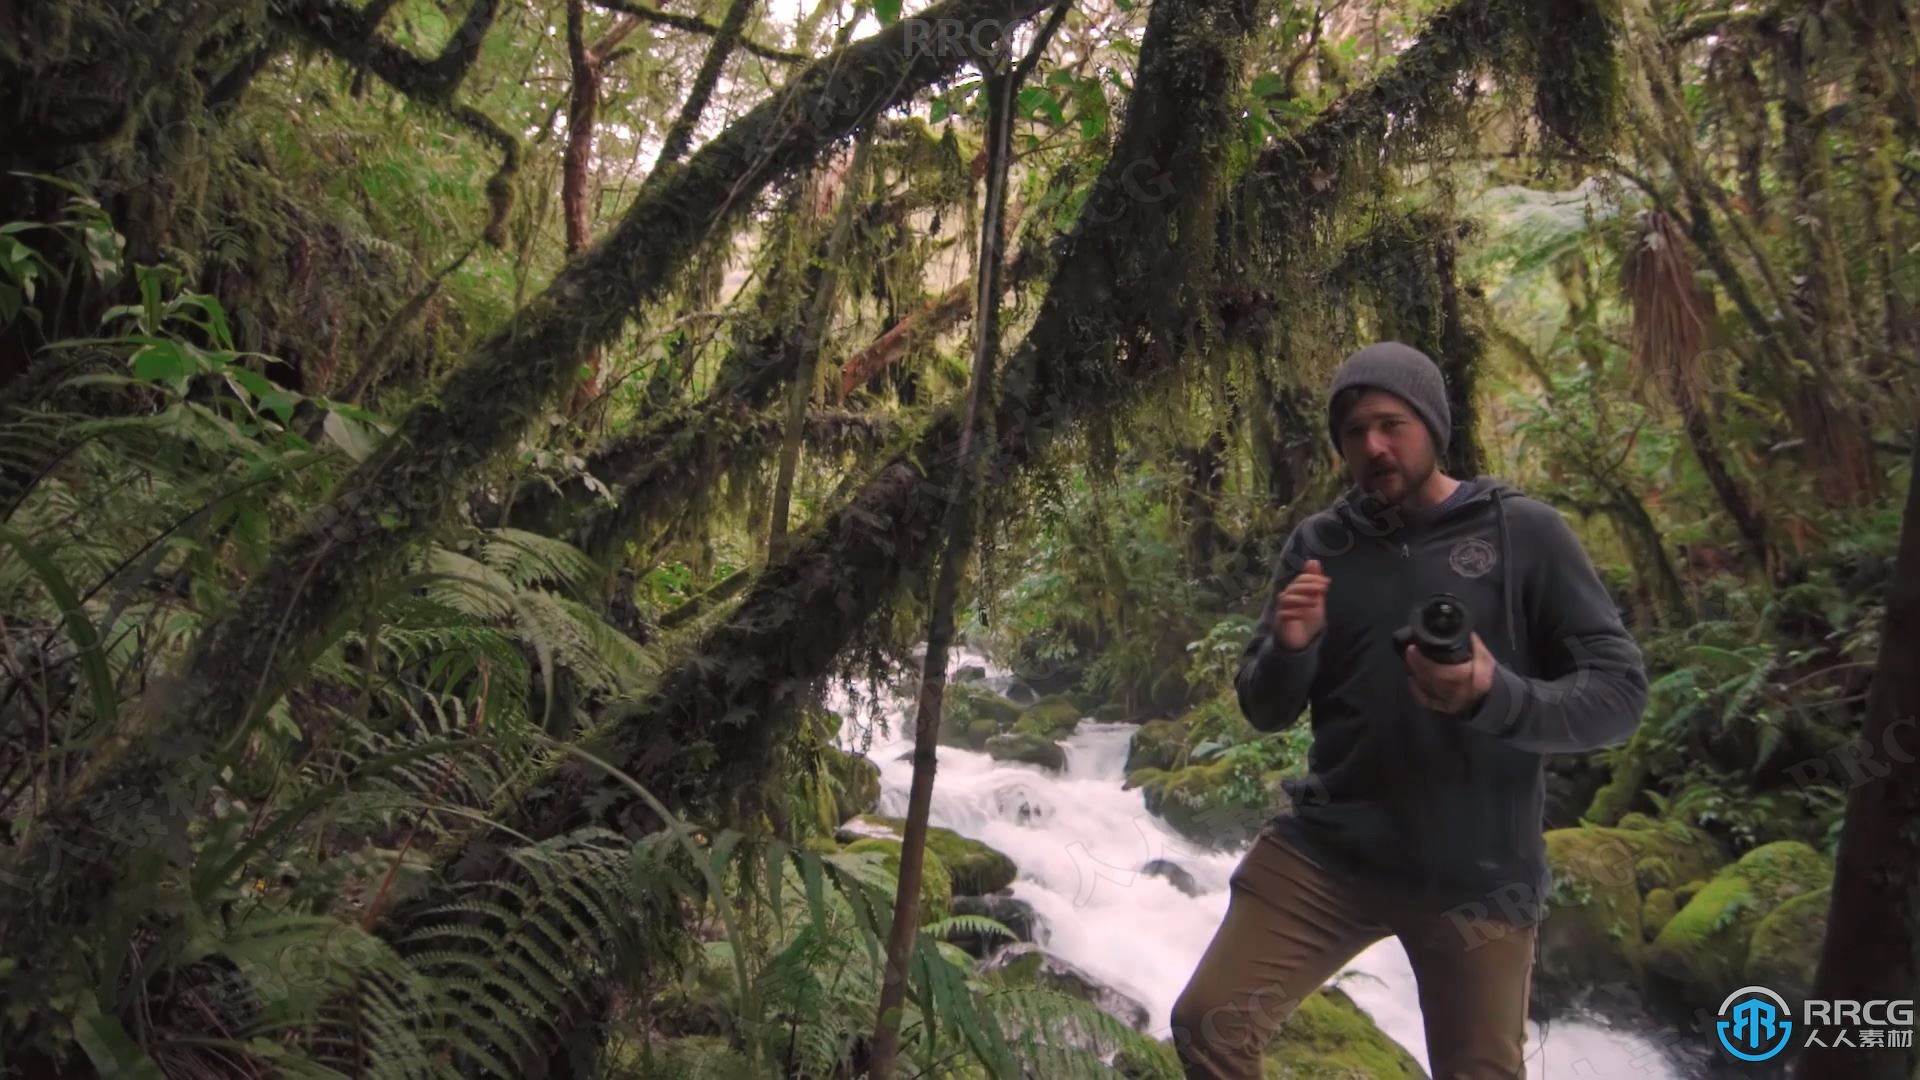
[1492,487,1517,655]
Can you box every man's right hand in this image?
[1273,558,1330,652]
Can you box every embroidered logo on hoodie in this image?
[1449,537,1497,578]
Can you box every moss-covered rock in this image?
[1128,719,1188,773]
[1015,697,1084,739]
[1641,888,1677,941]
[1114,1037,1185,1078]
[944,682,1024,730]
[1583,732,1651,826]
[1535,822,1727,1009]
[822,746,880,824]
[1135,760,1276,851]
[981,943,1151,1031]
[1263,986,1427,1079]
[986,731,1067,771]
[950,893,1038,958]
[833,816,1018,896]
[1744,886,1831,1012]
[844,837,953,924]
[1093,702,1130,724]
[1645,841,1831,1010]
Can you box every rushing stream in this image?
[831,650,1693,1078]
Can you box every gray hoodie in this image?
[1236,475,1648,919]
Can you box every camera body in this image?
[1392,593,1474,665]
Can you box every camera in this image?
[1392,593,1474,665]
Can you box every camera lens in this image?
[1424,600,1462,636]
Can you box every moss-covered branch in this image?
[590,0,806,61]
[0,0,1055,956]
[654,0,758,169]
[469,0,1535,864]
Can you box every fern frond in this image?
[480,528,603,592]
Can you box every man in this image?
[1171,342,1648,1079]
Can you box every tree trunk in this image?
[1679,380,1775,575]
[1798,436,1920,1080]
[1775,16,1878,508]
[1182,432,1229,575]
[0,0,1058,967]
[1434,236,1484,479]
[868,28,1030,1069]
[1601,481,1693,627]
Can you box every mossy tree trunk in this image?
[1772,14,1879,509]
[870,21,1040,1065]
[0,0,1057,979]
[1800,437,1920,1080]
[1434,235,1485,479]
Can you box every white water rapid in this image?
[830,650,1694,1078]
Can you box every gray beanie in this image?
[1326,342,1451,456]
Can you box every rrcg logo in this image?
[1715,985,1916,1063]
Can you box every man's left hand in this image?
[1404,631,1495,715]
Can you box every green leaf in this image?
[129,342,196,384]
[874,0,901,25]
[179,292,234,350]
[1190,739,1227,762]
[137,265,164,332]
[0,527,117,731]
[1250,72,1288,99]
[323,410,382,462]
[1018,86,1067,126]
[72,992,165,1080]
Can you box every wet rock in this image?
[938,684,1025,749]
[980,943,1151,1032]
[950,893,1038,958]
[832,816,1018,895]
[993,784,1050,826]
[985,732,1067,772]
[1141,859,1201,897]
[955,663,988,683]
[1126,718,1186,773]
[1129,760,1276,851]
[1014,695,1083,739]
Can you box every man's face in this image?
[1337,389,1437,505]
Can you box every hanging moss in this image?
[1516,0,1622,153]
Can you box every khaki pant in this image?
[1171,824,1538,1079]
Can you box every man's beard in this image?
[1359,455,1435,506]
